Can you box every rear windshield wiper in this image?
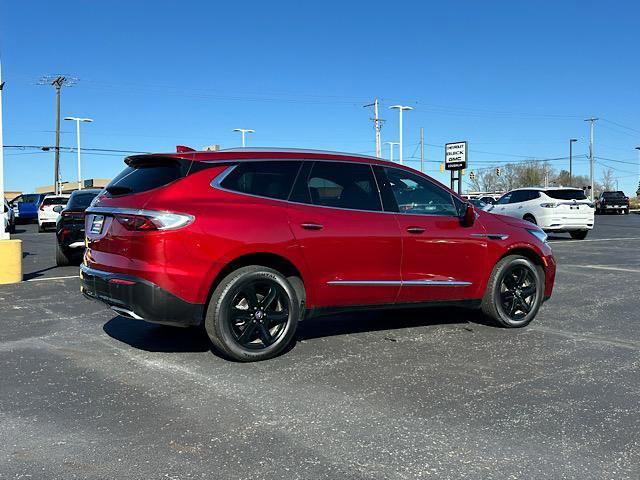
[106,185,133,196]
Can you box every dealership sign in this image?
[445,141,467,170]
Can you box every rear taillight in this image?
[39,204,45,211]
[540,202,557,208]
[115,214,158,231]
[113,211,193,232]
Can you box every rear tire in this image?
[38,224,44,233]
[204,266,302,362]
[624,208,630,215]
[9,221,16,234]
[55,243,71,266]
[481,255,544,328]
[570,230,588,240]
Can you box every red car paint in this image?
[84,149,555,314]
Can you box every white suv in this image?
[38,194,70,232]
[491,187,595,239]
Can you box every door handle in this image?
[406,226,425,234]
[301,223,323,231]
[518,206,523,209]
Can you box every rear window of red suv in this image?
[106,157,192,196]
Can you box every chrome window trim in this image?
[327,280,472,287]
[209,159,465,218]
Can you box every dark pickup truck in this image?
[596,191,630,215]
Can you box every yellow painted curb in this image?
[0,239,23,284]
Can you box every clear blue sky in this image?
[1,0,639,194]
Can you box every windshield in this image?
[545,189,587,200]
[42,197,68,206]
[602,191,625,198]
[67,192,100,210]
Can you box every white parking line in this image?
[561,265,640,273]
[549,237,640,244]
[26,275,79,282]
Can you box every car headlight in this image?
[527,228,548,243]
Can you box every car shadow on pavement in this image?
[22,265,59,280]
[297,306,487,341]
[103,316,211,353]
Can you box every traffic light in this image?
[469,171,476,180]
[495,167,501,176]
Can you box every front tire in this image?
[481,255,544,328]
[205,266,302,362]
[570,230,588,240]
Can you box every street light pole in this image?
[389,105,413,164]
[64,117,93,191]
[233,128,255,147]
[585,118,598,200]
[569,138,577,185]
[384,141,399,163]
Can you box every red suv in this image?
[81,148,556,361]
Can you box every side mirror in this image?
[460,202,476,227]
[53,205,64,213]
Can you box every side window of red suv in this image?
[219,161,302,200]
[381,167,458,216]
[290,161,382,212]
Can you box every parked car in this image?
[3,198,16,233]
[37,194,70,232]
[9,193,46,223]
[491,187,594,239]
[80,148,556,362]
[596,191,630,215]
[55,189,102,266]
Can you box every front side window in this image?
[496,193,511,205]
[289,161,382,211]
[220,161,302,200]
[383,167,457,216]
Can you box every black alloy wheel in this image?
[481,255,544,328]
[498,264,537,322]
[205,266,301,362]
[227,279,289,349]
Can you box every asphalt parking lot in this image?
[1,215,639,479]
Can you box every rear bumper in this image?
[80,264,204,327]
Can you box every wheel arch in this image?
[500,247,545,270]
[205,252,308,310]
[522,213,537,224]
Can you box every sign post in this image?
[445,141,467,195]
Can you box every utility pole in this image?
[389,105,413,164]
[420,127,424,172]
[233,128,254,147]
[384,141,399,163]
[364,99,384,157]
[0,60,7,240]
[39,75,77,194]
[569,138,577,186]
[585,118,598,200]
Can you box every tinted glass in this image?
[509,191,527,203]
[14,194,40,204]
[67,192,100,210]
[220,161,302,200]
[298,161,381,211]
[42,197,68,206]
[496,193,511,205]
[106,157,190,196]
[545,189,587,200]
[383,167,457,216]
[602,191,625,198]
